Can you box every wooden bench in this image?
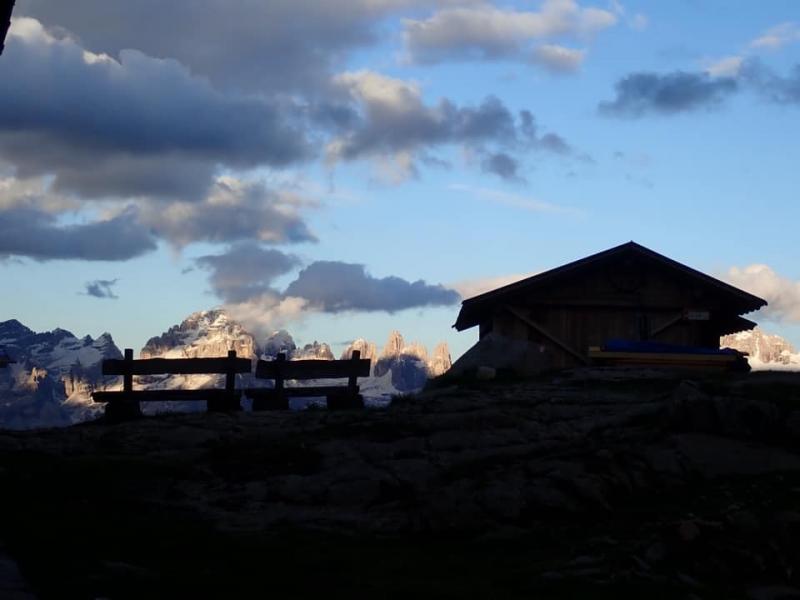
[245,350,371,410]
[92,349,252,420]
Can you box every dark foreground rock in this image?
[1,369,799,598]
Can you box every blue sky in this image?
[1,0,799,360]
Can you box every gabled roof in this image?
[454,241,767,331]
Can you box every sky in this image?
[1,0,799,361]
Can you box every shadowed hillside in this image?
[1,370,799,598]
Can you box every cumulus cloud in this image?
[224,294,312,342]
[0,207,157,261]
[0,18,309,201]
[725,264,800,323]
[83,279,119,299]
[196,242,302,304]
[613,21,800,118]
[328,72,514,158]
[0,174,317,260]
[402,0,615,68]
[326,70,575,179]
[194,242,315,337]
[197,244,459,317]
[139,178,317,248]
[285,261,461,312]
[193,245,460,334]
[17,0,476,94]
[601,60,800,117]
[598,71,738,116]
[0,175,78,213]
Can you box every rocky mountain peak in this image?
[0,319,33,340]
[721,327,800,369]
[340,338,378,363]
[141,309,257,359]
[294,341,334,361]
[429,342,452,377]
[402,342,428,362]
[381,331,405,358]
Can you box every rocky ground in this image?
[1,369,799,598]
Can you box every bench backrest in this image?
[254,351,371,382]
[102,349,252,392]
[103,351,252,377]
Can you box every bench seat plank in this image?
[93,389,241,403]
[244,385,359,398]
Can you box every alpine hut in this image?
[451,242,767,374]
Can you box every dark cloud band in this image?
[285,261,460,312]
[0,207,156,262]
[196,245,460,314]
[599,71,738,117]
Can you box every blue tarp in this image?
[603,339,741,356]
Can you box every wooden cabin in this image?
[452,242,767,374]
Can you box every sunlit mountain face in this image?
[722,328,800,371]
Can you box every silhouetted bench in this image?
[93,349,251,420]
[245,350,370,410]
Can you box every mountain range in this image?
[0,310,452,429]
[0,319,121,429]
[4,309,797,431]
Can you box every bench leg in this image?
[104,400,142,422]
[326,393,364,410]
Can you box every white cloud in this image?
[705,55,744,78]
[725,264,800,323]
[749,22,800,50]
[402,0,617,66]
[449,183,582,215]
[450,272,535,300]
[703,22,800,81]
[530,44,586,73]
[224,294,312,341]
[0,175,77,213]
